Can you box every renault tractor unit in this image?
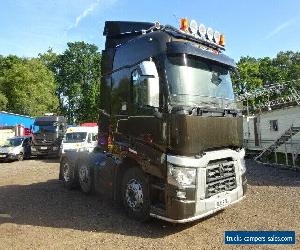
[60,19,247,223]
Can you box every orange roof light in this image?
[219,34,225,46]
[180,18,188,31]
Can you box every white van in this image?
[61,126,98,154]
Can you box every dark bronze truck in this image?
[60,20,247,223]
[31,115,66,157]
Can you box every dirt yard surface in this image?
[0,159,299,250]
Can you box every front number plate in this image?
[40,147,47,150]
[215,197,230,209]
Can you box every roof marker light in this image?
[213,30,220,44]
[189,19,198,35]
[198,23,206,37]
[206,27,214,41]
[180,18,188,32]
[219,34,225,46]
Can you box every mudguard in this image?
[60,150,118,199]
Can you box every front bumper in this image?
[152,149,246,223]
[151,195,245,223]
[0,153,19,161]
[31,147,59,156]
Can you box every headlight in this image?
[240,158,246,174]
[238,148,246,174]
[167,163,196,187]
[31,147,36,152]
[52,146,58,151]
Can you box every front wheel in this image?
[121,168,150,222]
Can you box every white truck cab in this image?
[61,126,98,155]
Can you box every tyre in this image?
[121,167,150,222]
[78,162,93,194]
[61,159,76,190]
[17,153,24,161]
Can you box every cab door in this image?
[87,133,98,152]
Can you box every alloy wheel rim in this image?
[125,179,143,211]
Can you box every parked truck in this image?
[31,115,66,157]
[60,19,247,223]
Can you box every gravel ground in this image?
[0,158,299,250]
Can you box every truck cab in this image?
[60,20,247,223]
[31,115,66,157]
[61,126,98,155]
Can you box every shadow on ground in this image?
[246,160,300,187]
[1,160,298,238]
[0,179,201,238]
[0,157,59,165]
[33,156,60,164]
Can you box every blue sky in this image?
[0,0,300,61]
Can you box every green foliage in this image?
[235,56,263,95]
[235,51,300,95]
[0,58,59,116]
[38,48,59,76]
[0,92,8,110]
[0,42,101,124]
[56,42,101,123]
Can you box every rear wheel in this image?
[78,162,93,194]
[61,159,76,189]
[121,168,150,222]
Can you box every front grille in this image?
[206,159,236,198]
[35,139,53,144]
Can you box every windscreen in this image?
[3,138,23,147]
[33,121,57,133]
[63,132,87,143]
[165,54,236,109]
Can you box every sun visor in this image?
[166,41,236,68]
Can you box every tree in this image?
[38,48,59,75]
[0,58,59,116]
[235,56,263,95]
[0,92,7,110]
[57,42,101,123]
[0,55,24,111]
[258,57,282,84]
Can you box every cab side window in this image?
[131,69,148,107]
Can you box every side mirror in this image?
[138,61,159,108]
